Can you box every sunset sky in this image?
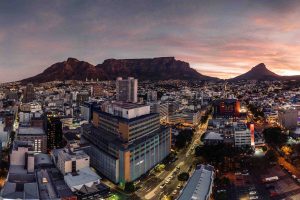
[1,0,300,82]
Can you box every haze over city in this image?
[1,0,300,82]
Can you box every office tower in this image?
[83,102,171,184]
[23,83,35,103]
[46,114,63,151]
[116,77,138,103]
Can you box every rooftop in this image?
[108,101,146,109]
[64,167,101,191]
[178,164,214,200]
[18,126,45,135]
[204,132,223,140]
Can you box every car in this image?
[250,196,259,200]
[249,186,256,190]
[292,175,297,179]
[172,190,178,195]
[266,185,275,190]
[176,185,181,189]
[217,189,226,193]
[235,172,242,175]
[249,191,257,195]
[176,166,180,170]
[165,180,170,184]
[160,184,165,189]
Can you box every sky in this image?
[1,0,300,82]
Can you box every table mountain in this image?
[21,57,218,83]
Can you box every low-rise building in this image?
[177,164,214,200]
[16,127,47,153]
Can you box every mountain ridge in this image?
[21,57,218,83]
[229,63,300,81]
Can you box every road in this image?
[135,120,209,200]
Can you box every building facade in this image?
[116,77,138,103]
[82,102,171,184]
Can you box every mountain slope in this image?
[21,57,218,83]
[230,63,281,81]
[22,58,98,83]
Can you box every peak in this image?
[66,57,79,63]
[252,63,267,70]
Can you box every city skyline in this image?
[1,0,300,82]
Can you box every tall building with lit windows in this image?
[116,77,138,103]
[23,83,35,103]
[82,102,171,184]
[45,113,63,151]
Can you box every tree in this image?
[174,129,194,149]
[214,177,230,187]
[215,191,228,200]
[178,172,189,181]
[265,150,278,162]
[294,143,300,155]
[124,182,135,193]
[263,127,287,146]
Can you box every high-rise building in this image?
[45,114,63,151]
[82,102,171,184]
[116,77,138,103]
[23,83,35,103]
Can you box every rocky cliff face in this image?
[21,57,218,83]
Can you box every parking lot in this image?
[263,165,300,200]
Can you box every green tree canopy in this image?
[124,182,135,193]
[263,127,287,146]
[265,149,278,162]
[178,172,189,181]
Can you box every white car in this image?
[249,191,257,195]
[250,196,259,200]
[172,190,178,195]
[160,184,165,189]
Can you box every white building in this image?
[64,167,101,192]
[57,147,90,175]
[0,119,9,149]
[233,122,251,147]
[102,101,150,119]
